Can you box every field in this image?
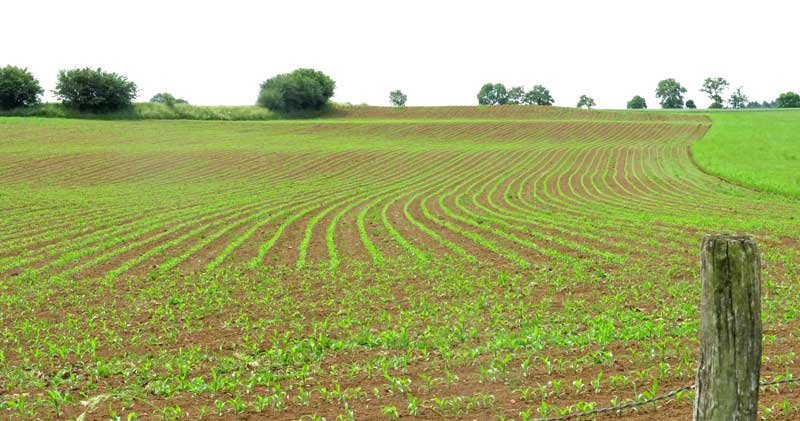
[693,110,800,197]
[1,106,799,420]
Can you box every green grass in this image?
[692,109,800,197]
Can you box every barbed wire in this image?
[761,377,800,388]
[533,376,800,421]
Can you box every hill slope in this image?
[692,109,800,197]
[1,107,799,420]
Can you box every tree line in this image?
[0,66,337,114]
[1,65,799,113]
[475,78,800,110]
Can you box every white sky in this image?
[3,0,798,109]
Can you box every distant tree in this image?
[524,85,554,106]
[700,77,729,108]
[389,90,407,107]
[655,78,687,109]
[0,65,44,110]
[507,86,526,105]
[745,101,762,109]
[576,95,595,109]
[776,91,800,108]
[762,100,777,108]
[728,87,748,109]
[150,92,188,107]
[685,99,697,109]
[54,68,137,112]
[626,95,647,109]
[477,83,508,105]
[257,68,335,113]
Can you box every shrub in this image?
[389,90,407,107]
[150,93,188,107]
[576,95,595,109]
[0,65,43,110]
[626,95,647,109]
[686,99,697,109]
[776,92,800,108]
[54,68,137,112]
[257,68,335,113]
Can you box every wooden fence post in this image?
[694,234,762,420]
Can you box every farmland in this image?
[1,106,799,420]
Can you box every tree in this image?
[524,85,554,105]
[700,77,729,108]
[655,79,687,109]
[0,65,43,110]
[257,68,335,113]
[776,91,800,108]
[54,68,137,112]
[389,90,407,107]
[150,92,188,107]
[626,95,647,109]
[686,100,697,109]
[477,83,508,105]
[745,101,762,109]
[576,95,595,109]
[507,86,526,105]
[728,87,748,109]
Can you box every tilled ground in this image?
[1,107,799,419]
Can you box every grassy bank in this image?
[0,102,285,121]
[692,109,800,198]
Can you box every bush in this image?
[576,95,595,109]
[257,68,335,113]
[150,92,188,107]
[626,95,647,109]
[776,92,800,108]
[54,68,137,113]
[389,90,407,107]
[686,100,697,109]
[0,66,43,110]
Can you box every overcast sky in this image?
[4,0,798,109]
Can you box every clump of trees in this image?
[150,92,188,107]
[477,83,507,105]
[655,79,687,109]
[477,83,554,106]
[776,92,800,108]
[55,68,137,112]
[576,95,595,109]
[389,90,407,107]
[0,65,43,110]
[746,100,776,109]
[524,85,554,105]
[686,100,697,109]
[257,68,335,113]
[627,95,647,109]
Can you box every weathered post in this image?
[694,234,761,421]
